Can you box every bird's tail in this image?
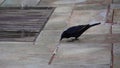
[89,22,101,27]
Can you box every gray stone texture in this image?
[0,0,120,68]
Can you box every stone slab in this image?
[0,63,110,68]
[113,9,120,23]
[53,43,111,65]
[38,0,56,7]
[113,0,120,4]
[0,42,51,68]
[1,0,22,7]
[76,34,109,43]
[112,24,120,34]
[20,0,40,7]
[113,43,120,68]
[0,41,111,68]
[81,34,120,43]
[84,0,109,4]
[0,0,4,5]
[68,10,107,26]
[1,0,40,7]
[75,4,108,10]
[35,30,63,52]
[52,64,110,68]
[53,0,86,5]
[44,14,69,30]
[111,4,120,9]
[53,6,73,15]
[53,0,109,5]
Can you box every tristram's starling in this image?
[60,22,101,41]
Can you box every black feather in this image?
[60,22,101,41]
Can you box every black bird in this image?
[60,22,101,41]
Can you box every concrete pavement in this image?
[0,0,120,68]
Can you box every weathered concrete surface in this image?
[52,0,109,5]
[0,0,4,4]
[1,0,120,68]
[76,34,109,43]
[1,0,22,7]
[35,30,62,53]
[0,43,49,68]
[36,30,61,44]
[112,24,120,33]
[52,64,110,68]
[44,14,69,30]
[111,4,120,9]
[113,9,120,23]
[54,43,111,65]
[1,0,40,7]
[53,6,73,15]
[113,0,120,3]
[113,43,120,68]
[38,0,110,7]
[44,6,73,30]
[68,10,107,26]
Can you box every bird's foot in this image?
[67,38,79,42]
[67,39,74,42]
[74,38,79,40]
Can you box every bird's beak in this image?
[60,37,63,41]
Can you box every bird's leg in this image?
[68,37,79,42]
[75,37,79,40]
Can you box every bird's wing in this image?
[77,25,88,32]
[65,26,84,34]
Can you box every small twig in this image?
[48,43,60,65]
